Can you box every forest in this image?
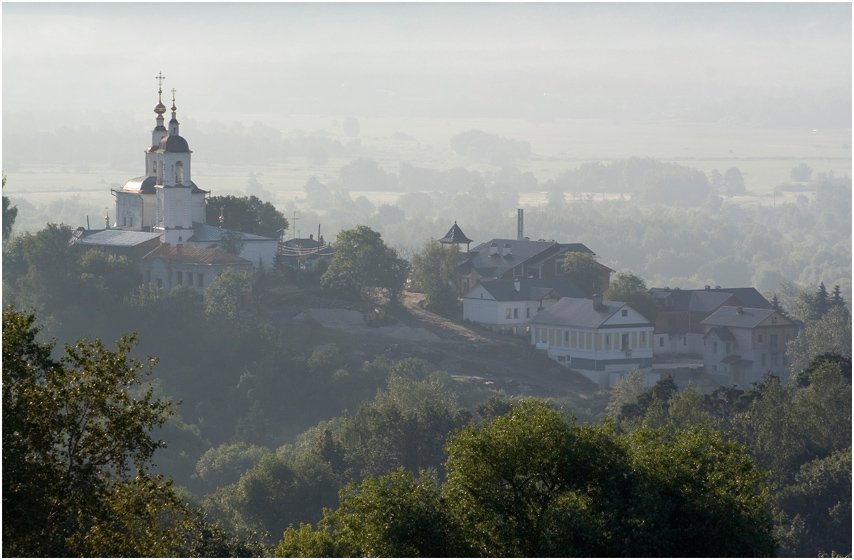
[2,185,851,557]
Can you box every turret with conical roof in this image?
[439,221,473,252]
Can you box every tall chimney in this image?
[592,294,603,311]
[517,208,524,240]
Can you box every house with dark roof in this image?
[457,238,612,295]
[278,235,335,272]
[530,296,654,387]
[700,305,798,385]
[650,286,772,356]
[462,277,585,335]
[140,243,252,293]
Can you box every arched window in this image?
[176,161,184,184]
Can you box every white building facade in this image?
[530,297,655,387]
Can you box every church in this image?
[71,74,277,293]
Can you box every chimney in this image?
[592,294,603,311]
[514,278,521,292]
[517,208,524,240]
[503,242,512,257]
[737,306,744,315]
[489,242,498,256]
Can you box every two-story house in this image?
[530,296,654,387]
[700,305,798,386]
[650,286,771,355]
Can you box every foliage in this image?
[562,251,602,296]
[194,442,272,493]
[410,239,461,315]
[280,400,774,557]
[787,305,851,375]
[205,194,288,239]
[205,268,252,319]
[777,447,851,557]
[278,469,466,557]
[604,272,657,321]
[2,308,190,556]
[723,166,747,195]
[3,192,17,242]
[203,453,338,543]
[320,225,409,301]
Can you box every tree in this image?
[790,163,813,182]
[723,167,746,195]
[205,268,252,319]
[2,308,183,556]
[3,176,17,242]
[787,306,852,375]
[320,226,409,301]
[604,271,657,321]
[206,194,288,239]
[277,469,466,557]
[410,240,461,315]
[562,251,602,296]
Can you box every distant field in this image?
[4,115,849,228]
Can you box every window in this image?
[757,334,764,343]
[659,337,664,347]
[639,331,647,347]
[604,334,611,348]
[506,308,512,319]
[621,333,629,350]
[564,331,569,344]
[197,273,203,288]
[713,341,718,353]
[761,353,766,366]
[770,334,778,349]
[526,307,530,318]
[513,308,519,319]
[145,270,151,283]
[621,309,628,317]
[771,353,778,365]
[156,278,163,288]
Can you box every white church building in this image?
[110,74,277,270]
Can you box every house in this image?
[700,305,798,386]
[189,222,277,269]
[140,243,252,294]
[457,238,612,295]
[650,286,771,355]
[278,234,335,272]
[462,277,586,335]
[529,296,654,387]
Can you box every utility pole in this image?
[292,210,299,240]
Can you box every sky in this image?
[3,2,852,130]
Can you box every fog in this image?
[2,2,851,294]
[4,3,851,128]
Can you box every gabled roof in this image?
[470,278,586,302]
[461,239,557,278]
[701,306,790,329]
[703,326,736,341]
[530,297,650,329]
[439,222,472,245]
[651,287,771,312]
[191,222,275,242]
[142,243,251,266]
[70,229,162,248]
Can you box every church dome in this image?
[154,101,167,115]
[159,134,191,153]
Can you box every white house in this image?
[140,243,252,294]
[530,296,655,387]
[700,306,798,386]
[462,278,585,335]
